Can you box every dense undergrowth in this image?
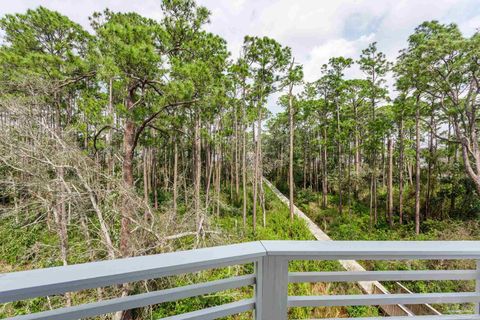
[2,182,478,318]
[154,185,379,319]
[294,188,479,315]
[7,181,477,318]
[0,184,379,319]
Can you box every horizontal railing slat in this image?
[0,242,265,303]
[159,298,255,320]
[6,275,255,320]
[288,292,480,307]
[261,240,480,260]
[289,270,477,283]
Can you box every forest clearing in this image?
[1,0,480,319]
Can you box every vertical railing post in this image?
[255,255,289,320]
[476,260,480,314]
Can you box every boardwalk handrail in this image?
[1,240,480,320]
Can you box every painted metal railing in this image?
[1,241,480,320]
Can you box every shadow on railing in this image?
[1,241,480,320]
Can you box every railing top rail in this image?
[2,240,480,304]
[0,241,265,303]
[261,240,480,260]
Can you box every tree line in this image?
[0,1,303,317]
[266,22,480,235]
[1,1,479,317]
[0,0,312,294]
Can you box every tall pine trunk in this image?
[354,103,360,196]
[173,134,178,215]
[118,88,136,320]
[425,109,435,219]
[415,104,421,235]
[322,127,328,209]
[398,116,404,224]
[120,89,136,258]
[387,137,393,227]
[242,102,247,228]
[288,81,295,221]
[194,112,202,227]
[234,105,240,199]
[336,101,343,215]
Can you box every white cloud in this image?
[1,0,479,111]
[303,33,375,82]
[460,15,480,36]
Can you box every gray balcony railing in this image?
[1,241,480,320]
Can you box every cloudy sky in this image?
[2,0,480,112]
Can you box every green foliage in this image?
[2,2,480,319]
[209,184,378,319]
[296,193,479,314]
[0,7,91,83]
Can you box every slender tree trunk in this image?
[205,126,213,207]
[387,137,393,227]
[163,149,169,190]
[256,105,266,230]
[398,116,404,224]
[371,95,378,225]
[381,137,386,189]
[322,126,328,209]
[182,149,189,207]
[173,134,178,215]
[252,121,258,232]
[447,121,456,215]
[354,103,360,196]
[347,141,352,215]
[279,144,284,180]
[303,143,307,189]
[153,153,158,210]
[106,78,114,177]
[309,153,314,189]
[252,102,263,232]
[216,144,222,216]
[415,105,421,235]
[230,136,234,200]
[336,100,343,215]
[373,167,378,224]
[370,174,375,228]
[234,104,240,199]
[288,83,295,221]
[143,148,151,219]
[194,112,202,226]
[425,109,435,219]
[259,144,267,227]
[242,101,247,228]
[121,119,135,256]
[316,132,321,194]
